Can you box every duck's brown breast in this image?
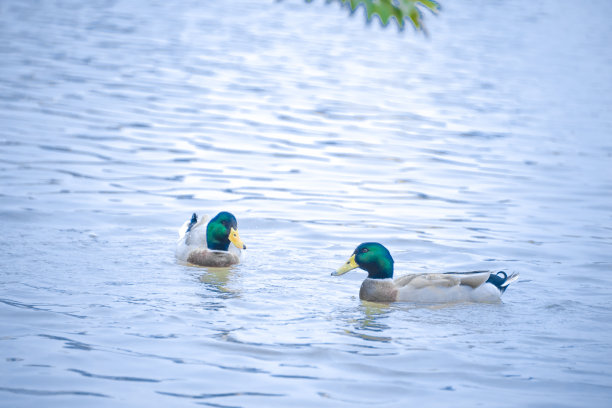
[359,279,398,302]
[187,249,239,267]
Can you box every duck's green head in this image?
[332,242,394,280]
[206,211,246,251]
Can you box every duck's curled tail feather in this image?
[486,271,520,293]
[186,213,198,233]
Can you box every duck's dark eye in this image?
[361,248,369,253]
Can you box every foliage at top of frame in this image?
[308,0,440,31]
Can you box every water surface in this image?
[1,0,612,407]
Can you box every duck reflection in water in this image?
[345,302,393,343]
[198,266,240,297]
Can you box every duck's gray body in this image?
[359,271,519,303]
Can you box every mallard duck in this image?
[175,211,246,267]
[332,242,519,303]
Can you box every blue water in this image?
[1,0,612,406]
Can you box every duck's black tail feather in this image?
[186,213,198,233]
[486,271,520,293]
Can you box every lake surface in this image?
[1,0,611,406]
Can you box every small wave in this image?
[0,386,110,398]
[67,368,160,383]
[156,390,284,400]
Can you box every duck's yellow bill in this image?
[332,254,358,276]
[229,227,246,250]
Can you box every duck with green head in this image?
[176,211,246,267]
[333,242,519,303]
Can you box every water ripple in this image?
[67,368,160,383]
[156,390,284,400]
[0,386,110,398]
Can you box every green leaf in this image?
[375,0,394,26]
[367,1,380,22]
[391,6,405,29]
[417,0,440,13]
[409,7,421,30]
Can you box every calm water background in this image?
[1,0,612,406]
